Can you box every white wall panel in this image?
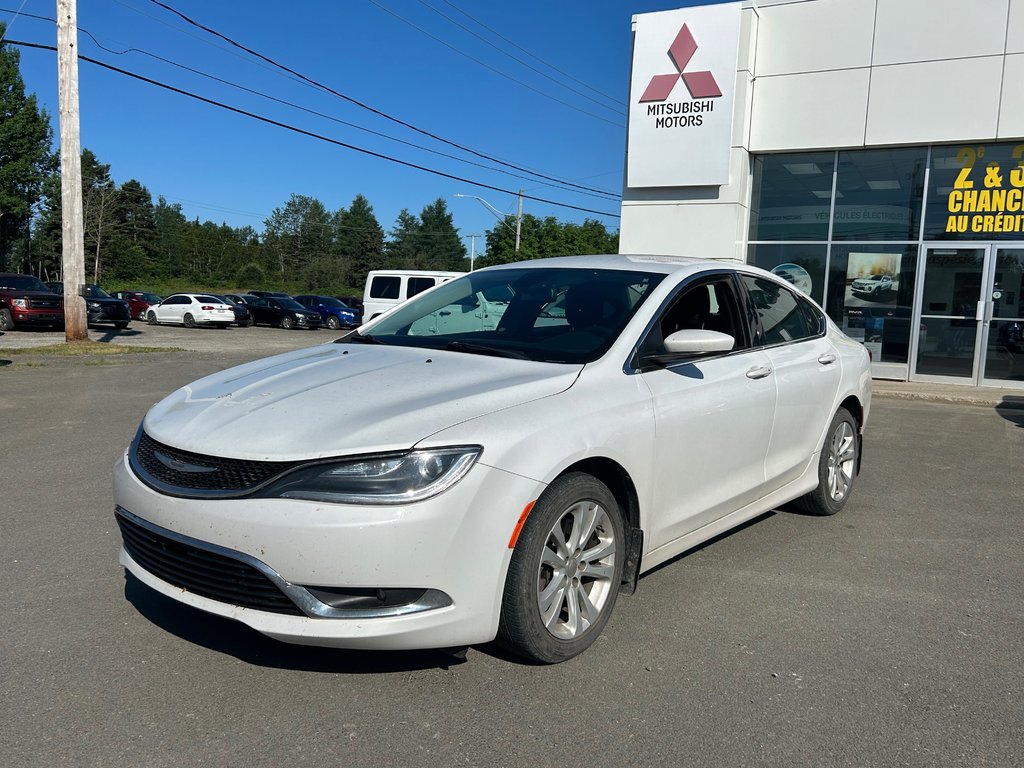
[755,0,875,76]
[873,0,1009,65]
[866,58,1003,145]
[750,69,870,151]
[618,202,747,261]
[998,54,1024,138]
[1008,0,1024,54]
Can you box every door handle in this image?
[817,353,837,365]
[438,310,451,316]
[746,365,773,379]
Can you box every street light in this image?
[452,192,523,252]
[464,233,481,271]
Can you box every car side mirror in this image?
[639,329,735,369]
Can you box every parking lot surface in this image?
[2,341,1022,767]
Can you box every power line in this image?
[0,6,618,202]
[369,0,625,121]
[413,0,624,115]
[8,40,621,219]
[144,0,619,198]
[0,0,30,41]
[438,0,623,105]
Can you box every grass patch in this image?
[3,341,180,356]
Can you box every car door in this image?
[248,298,270,324]
[737,274,841,491]
[156,296,183,323]
[638,274,777,550]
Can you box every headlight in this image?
[88,301,102,309]
[11,298,27,308]
[260,446,481,504]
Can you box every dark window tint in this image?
[370,276,400,299]
[749,152,835,241]
[657,279,746,351]
[832,147,926,240]
[740,276,816,345]
[407,277,435,297]
[748,243,827,305]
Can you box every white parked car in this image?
[146,293,236,328]
[114,255,871,663]
[850,274,894,296]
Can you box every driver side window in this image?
[657,278,746,350]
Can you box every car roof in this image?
[474,253,747,277]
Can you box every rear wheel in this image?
[0,308,14,331]
[183,313,196,328]
[280,316,294,330]
[793,407,859,516]
[498,473,625,664]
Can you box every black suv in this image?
[47,283,131,329]
[247,296,322,330]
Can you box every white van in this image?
[363,270,466,320]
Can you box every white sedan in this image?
[145,293,235,328]
[114,255,871,663]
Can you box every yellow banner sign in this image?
[945,144,1024,234]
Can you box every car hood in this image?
[144,342,581,460]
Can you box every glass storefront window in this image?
[832,148,926,240]
[924,142,1024,240]
[826,245,919,365]
[748,152,835,241]
[748,244,827,305]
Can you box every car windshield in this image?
[319,297,346,308]
[352,267,665,364]
[141,293,162,302]
[0,275,49,291]
[275,298,306,311]
[85,285,112,298]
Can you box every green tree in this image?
[0,25,54,270]
[335,194,384,289]
[264,194,333,278]
[384,208,422,268]
[479,215,619,267]
[81,149,116,283]
[417,197,466,271]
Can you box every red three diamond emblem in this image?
[640,24,722,102]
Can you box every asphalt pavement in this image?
[1,339,1022,767]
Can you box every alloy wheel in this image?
[826,421,856,502]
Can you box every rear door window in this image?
[370,276,401,299]
[407,277,436,298]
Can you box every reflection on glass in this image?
[984,320,1024,382]
[832,147,926,240]
[749,152,835,241]
[916,318,978,377]
[748,244,827,304]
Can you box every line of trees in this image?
[1,30,618,295]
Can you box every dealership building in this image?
[621,0,1024,388]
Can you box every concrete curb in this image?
[872,384,1024,410]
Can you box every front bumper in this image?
[112,451,541,649]
[11,309,64,326]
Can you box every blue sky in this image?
[4,0,716,248]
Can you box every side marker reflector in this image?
[507,501,536,549]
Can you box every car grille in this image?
[116,510,304,615]
[132,431,301,495]
[29,297,62,310]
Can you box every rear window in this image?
[407,277,435,298]
[370,276,401,299]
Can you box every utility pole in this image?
[57,0,87,341]
[514,189,523,253]
[465,233,480,271]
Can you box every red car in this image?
[0,273,64,330]
[110,290,163,321]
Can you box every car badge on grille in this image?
[153,450,219,474]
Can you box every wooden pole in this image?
[57,0,87,341]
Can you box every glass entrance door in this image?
[913,245,1024,387]
[914,247,985,381]
[981,248,1024,386]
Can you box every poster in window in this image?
[844,252,901,309]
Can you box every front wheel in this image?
[326,315,340,330]
[146,311,158,325]
[183,313,196,328]
[280,316,294,330]
[0,308,14,331]
[497,473,625,664]
[793,407,859,516]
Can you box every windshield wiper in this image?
[335,330,382,344]
[444,341,529,359]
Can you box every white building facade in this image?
[621,0,1024,387]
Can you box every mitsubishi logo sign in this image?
[627,3,742,188]
[640,24,722,103]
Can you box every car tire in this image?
[0,308,14,331]
[497,472,625,664]
[114,322,129,330]
[245,316,255,327]
[146,311,158,325]
[281,316,294,330]
[326,316,340,330]
[183,313,196,328]
[792,407,859,516]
